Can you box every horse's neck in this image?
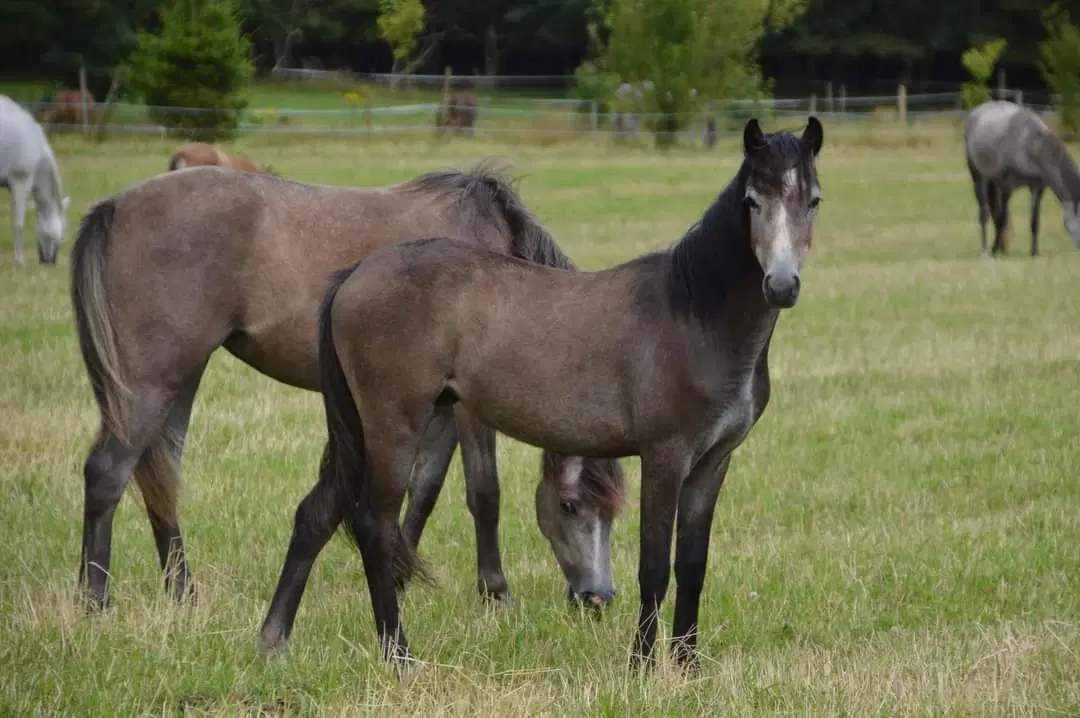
[31,153,62,211]
[709,286,778,358]
[1034,134,1080,202]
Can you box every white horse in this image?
[965,100,1080,257]
[0,95,70,265]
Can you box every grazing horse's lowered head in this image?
[742,117,823,308]
[536,453,626,606]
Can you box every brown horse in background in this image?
[70,163,624,617]
[39,89,97,128]
[435,92,478,137]
[167,142,277,175]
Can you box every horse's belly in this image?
[460,374,636,458]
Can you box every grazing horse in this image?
[41,89,97,128]
[71,164,625,613]
[258,117,824,671]
[167,142,276,175]
[964,100,1080,256]
[434,92,478,137]
[0,95,70,265]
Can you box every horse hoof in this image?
[255,628,288,661]
[482,588,513,604]
[395,653,428,682]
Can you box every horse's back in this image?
[0,95,50,179]
[965,101,1050,179]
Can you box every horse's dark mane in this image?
[401,159,579,272]
[664,131,811,321]
[541,453,626,519]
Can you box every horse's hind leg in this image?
[346,406,439,664]
[967,162,990,256]
[257,443,343,657]
[141,370,205,602]
[990,185,1012,256]
[80,384,183,610]
[454,409,510,601]
[1030,185,1044,257]
[401,410,458,552]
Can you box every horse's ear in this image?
[743,118,765,156]
[802,116,823,157]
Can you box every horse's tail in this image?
[71,200,127,442]
[468,163,579,271]
[71,199,179,519]
[317,263,430,588]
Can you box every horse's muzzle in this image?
[763,271,800,308]
[567,585,616,609]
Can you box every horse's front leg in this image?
[630,446,689,669]
[454,408,510,602]
[1030,185,1044,257]
[671,447,733,673]
[8,177,30,266]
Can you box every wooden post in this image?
[825,82,834,115]
[590,100,598,133]
[809,93,817,115]
[1015,89,1023,106]
[79,64,90,135]
[92,66,124,143]
[897,84,907,125]
[838,84,847,114]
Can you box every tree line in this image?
[6,0,1080,96]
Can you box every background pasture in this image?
[1,121,1079,715]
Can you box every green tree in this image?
[1040,4,1080,134]
[587,0,805,148]
[377,0,428,75]
[960,38,1007,109]
[127,0,255,140]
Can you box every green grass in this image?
[1,122,1079,716]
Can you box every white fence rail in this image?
[20,90,1059,142]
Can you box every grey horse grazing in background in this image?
[70,164,625,615]
[964,100,1080,257]
[0,94,70,265]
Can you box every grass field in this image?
[1,122,1079,716]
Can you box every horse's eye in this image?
[744,196,761,211]
[809,196,822,210]
[560,500,578,516]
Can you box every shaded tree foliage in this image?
[127,0,254,140]
[5,0,1080,96]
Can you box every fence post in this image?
[839,84,847,115]
[590,100,598,134]
[1015,89,1023,106]
[897,84,907,125]
[997,68,1006,101]
[825,82,834,115]
[79,64,90,135]
[809,93,817,115]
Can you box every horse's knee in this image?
[83,446,132,514]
